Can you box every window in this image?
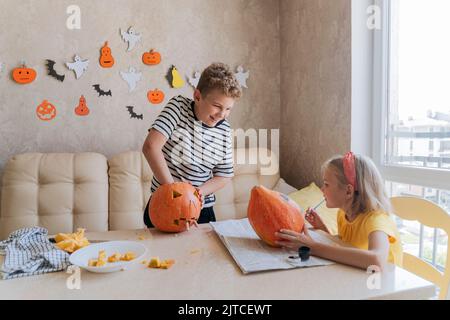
[373,0,450,191]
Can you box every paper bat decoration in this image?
[66,55,89,79]
[92,84,112,97]
[188,71,201,89]
[235,65,249,88]
[126,106,143,120]
[120,67,142,92]
[45,59,65,82]
[120,26,142,52]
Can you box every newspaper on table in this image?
[210,218,343,274]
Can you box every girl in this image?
[276,152,403,270]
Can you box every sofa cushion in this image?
[0,153,109,240]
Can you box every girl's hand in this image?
[305,208,330,233]
[275,227,315,250]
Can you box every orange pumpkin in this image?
[247,186,305,247]
[99,41,115,68]
[142,49,161,65]
[147,88,165,104]
[149,182,202,233]
[12,64,37,84]
[36,100,56,121]
[74,95,90,116]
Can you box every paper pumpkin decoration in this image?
[74,95,90,116]
[166,65,184,88]
[142,49,161,65]
[120,67,142,92]
[66,55,89,79]
[149,182,202,233]
[36,100,57,121]
[235,65,249,88]
[99,42,115,68]
[188,71,201,89]
[12,63,37,84]
[147,88,165,104]
[120,26,142,52]
[45,60,65,82]
[247,185,305,247]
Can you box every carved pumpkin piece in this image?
[12,64,37,84]
[149,182,202,233]
[99,42,115,68]
[147,88,165,104]
[36,100,56,121]
[75,95,90,116]
[247,185,305,247]
[142,49,161,65]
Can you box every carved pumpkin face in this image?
[36,100,57,121]
[99,41,115,68]
[149,182,202,233]
[247,186,305,247]
[12,65,37,84]
[142,50,161,65]
[74,95,90,116]
[147,88,165,104]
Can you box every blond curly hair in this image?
[197,63,242,99]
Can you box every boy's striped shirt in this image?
[149,95,234,207]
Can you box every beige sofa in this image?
[0,148,286,239]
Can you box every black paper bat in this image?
[126,106,143,120]
[165,65,174,87]
[45,59,65,82]
[93,84,112,97]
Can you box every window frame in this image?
[372,0,450,191]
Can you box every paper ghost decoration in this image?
[120,67,142,92]
[235,65,249,88]
[188,71,201,89]
[66,55,89,79]
[0,62,4,78]
[166,65,185,89]
[120,26,142,52]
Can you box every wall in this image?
[280,0,352,189]
[0,0,280,173]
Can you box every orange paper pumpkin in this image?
[142,49,161,65]
[149,182,202,233]
[99,42,115,68]
[75,95,90,116]
[147,88,165,104]
[12,64,37,84]
[36,100,56,121]
[247,186,305,247]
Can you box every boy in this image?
[142,63,242,227]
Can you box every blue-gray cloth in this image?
[0,227,70,280]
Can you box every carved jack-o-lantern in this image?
[12,64,37,84]
[247,185,305,247]
[99,41,115,68]
[36,100,57,121]
[142,49,161,65]
[147,88,165,104]
[149,182,202,233]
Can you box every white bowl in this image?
[69,241,147,273]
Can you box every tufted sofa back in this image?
[0,148,279,239]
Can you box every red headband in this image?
[343,152,358,191]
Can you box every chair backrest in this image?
[391,196,450,300]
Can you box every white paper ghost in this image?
[120,67,142,92]
[66,55,89,79]
[120,26,142,52]
[188,71,201,89]
[235,65,250,88]
[0,62,4,78]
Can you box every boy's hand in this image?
[305,208,330,233]
[194,187,204,209]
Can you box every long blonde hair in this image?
[322,154,392,216]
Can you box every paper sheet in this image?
[211,218,342,274]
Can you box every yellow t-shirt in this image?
[337,209,403,267]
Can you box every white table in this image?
[0,224,436,300]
